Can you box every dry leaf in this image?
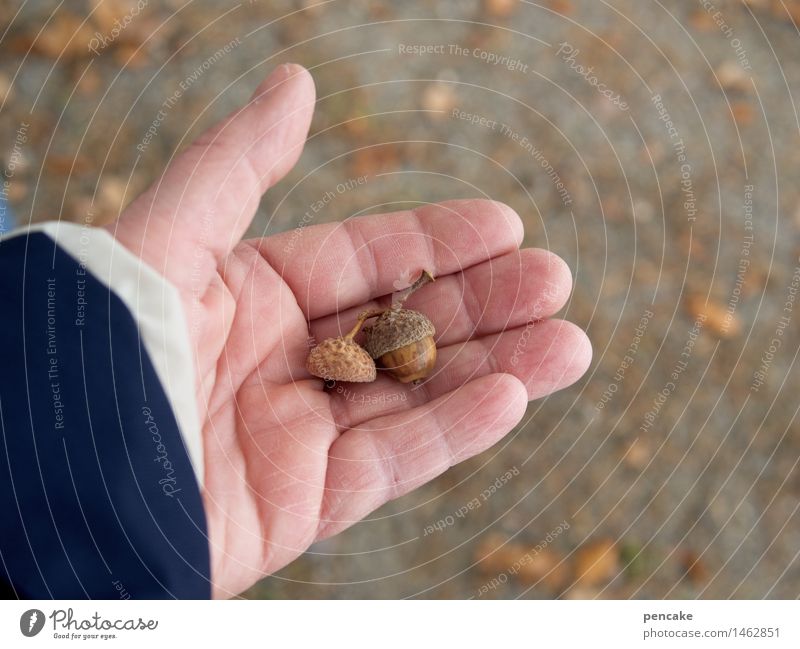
[349,145,400,177]
[483,0,518,18]
[716,61,752,93]
[421,82,457,118]
[44,154,92,176]
[573,539,619,587]
[745,0,800,22]
[68,196,99,224]
[97,175,137,216]
[623,438,650,469]
[34,12,95,60]
[679,230,707,261]
[6,179,28,202]
[92,0,139,34]
[112,42,150,68]
[680,550,711,586]
[686,294,741,338]
[474,533,525,574]
[688,9,717,32]
[77,67,102,95]
[0,73,13,103]
[547,0,574,15]
[299,0,326,17]
[563,586,601,599]
[475,533,567,591]
[731,101,755,126]
[515,548,568,590]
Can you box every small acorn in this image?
[306,312,378,383]
[363,270,437,384]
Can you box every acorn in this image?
[363,270,437,384]
[306,311,379,383]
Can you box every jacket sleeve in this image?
[0,222,210,599]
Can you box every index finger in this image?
[255,199,524,319]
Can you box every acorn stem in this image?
[344,309,387,340]
[395,269,435,306]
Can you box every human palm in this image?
[107,64,592,598]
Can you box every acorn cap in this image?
[363,308,435,359]
[306,337,377,382]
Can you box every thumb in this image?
[108,63,316,289]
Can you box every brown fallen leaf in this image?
[349,144,401,178]
[474,533,568,591]
[474,533,525,574]
[421,82,458,118]
[731,101,755,126]
[515,548,568,590]
[547,0,574,15]
[112,42,150,68]
[745,0,800,23]
[483,0,518,18]
[679,230,707,261]
[685,293,741,338]
[44,154,92,176]
[563,586,602,599]
[716,61,752,93]
[76,66,102,95]
[572,539,619,587]
[6,179,28,202]
[90,0,137,34]
[342,113,370,138]
[0,73,13,103]
[32,12,95,60]
[688,9,718,32]
[680,550,711,586]
[623,437,651,470]
[97,175,140,217]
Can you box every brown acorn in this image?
[306,312,378,383]
[363,271,437,384]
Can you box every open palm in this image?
[107,64,592,598]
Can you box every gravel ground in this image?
[2,0,799,598]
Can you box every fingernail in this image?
[256,63,305,99]
[261,64,289,94]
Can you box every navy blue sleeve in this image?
[0,232,210,599]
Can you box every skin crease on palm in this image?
[105,63,593,598]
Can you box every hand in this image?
[107,64,592,598]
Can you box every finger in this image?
[330,318,592,430]
[108,63,316,288]
[255,198,524,320]
[309,247,572,347]
[317,373,528,540]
